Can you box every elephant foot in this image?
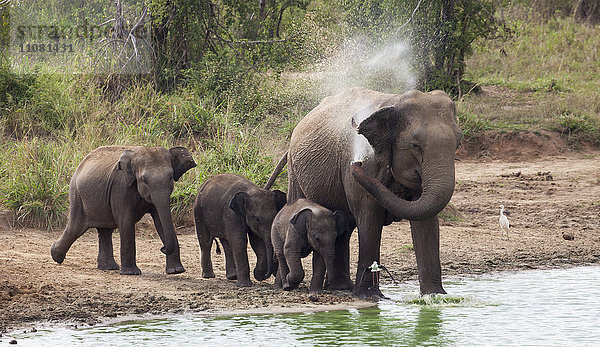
[308,287,323,295]
[325,277,354,291]
[420,285,447,295]
[283,281,300,291]
[352,285,385,299]
[98,260,120,271]
[166,265,186,274]
[253,270,269,282]
[236,279,252,287]
[226,273,238,281]
[202,270,216,278]
[50,245,65,264]
[120,265,142,275]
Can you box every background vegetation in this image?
[0,0,598,229]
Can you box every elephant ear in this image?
[169,147,197,181]
[272,190,287,211]
[357,106,400,154]
[229,192,250,217]
[333,210,349,237]
[290,208,312,235]
[117,150,136,187]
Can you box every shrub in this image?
[0,139,76,230]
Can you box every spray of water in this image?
[317,36,416,162]
[319,36,416,97]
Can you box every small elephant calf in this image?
[271,198,348,293]
[194,173,286,287]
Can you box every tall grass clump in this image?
[556,111,600,145]
[0,138,80,230]
[456,108,493,139]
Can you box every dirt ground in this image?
[2,140,600,332]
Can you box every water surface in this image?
[8,265,600,346]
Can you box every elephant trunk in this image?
[324,255,335,286]
[350,155,455,221]
[152,192,179,256]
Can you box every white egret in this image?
[499,205,510,240]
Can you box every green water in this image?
[6,265,600,346]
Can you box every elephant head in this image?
[351,90,461,221]
[290,207,347,287]
[229,188,287,280]
[118,146,196,255]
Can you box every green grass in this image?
[462,15,600,142]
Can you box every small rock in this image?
[308,294,319,302]
[562,232,575,241]
[9,339,17,344]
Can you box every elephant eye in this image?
[141,175,148,184]
[411,143,423,152]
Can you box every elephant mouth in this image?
[388,180,422,202]
[389,166,422,191]
[399,186,422,202]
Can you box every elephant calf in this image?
[271,199,348,293]
[193,173,286,287]
[51,145,196,275]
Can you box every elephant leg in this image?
[310,252,326,294]
[410,216,446,295]
[195,219,215,278]
[353,214,385,298]
[118,218,141,275]
[226,225,252,287]
[151,208,185,274]
[248,232,268,281]
[220,239,237,280]
[325,230,354,291]
[97,228,119,270]
[283,250,304,291]
[50,195,88,264]
[274,269,283,288]
[274,254,289,289]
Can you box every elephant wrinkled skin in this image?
[194,173,286,287]
[266,87,461,297]
[272,199,348,293]
[50,145,196,275]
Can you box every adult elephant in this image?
[265,87,461,297]
[51,145,196,275]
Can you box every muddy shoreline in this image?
[2,151,600,332]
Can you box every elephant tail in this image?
[213,237,222,255]
[264,151,288,190]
